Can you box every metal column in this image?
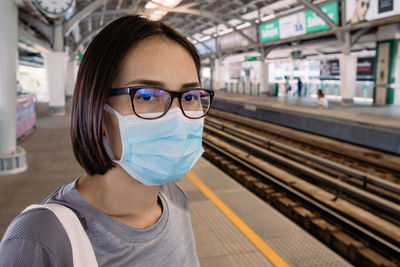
[0,0,27,175]
[47,20,67,114]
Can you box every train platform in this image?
[0,101,351,266]
[212,91,400,155]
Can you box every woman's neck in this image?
[76,165,162,229]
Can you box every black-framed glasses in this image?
[109,86,214,119]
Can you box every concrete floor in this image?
[1,101,352,266]
[216,91,400,129]
[0,101,274,266]
[0,101,84,236]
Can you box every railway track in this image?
[202,109,400,266]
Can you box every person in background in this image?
[283,75,291,103]
[296,77,303,97]
[317,89,328,109]
[284,75,291,95]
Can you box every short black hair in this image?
[71,15,201,176]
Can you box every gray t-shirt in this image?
[0,179,200,267]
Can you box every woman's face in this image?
[104,37,199,160]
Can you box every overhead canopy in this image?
[15,0,400,57]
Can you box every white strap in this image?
[23,204,98,267]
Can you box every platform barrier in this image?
[224,82,261,96]
[16,94,36,139]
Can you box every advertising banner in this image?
[229,62,242,79]
[279,12,306,39]
[357,57,375,80]
[260,2,338,43]
[259,20,280,43]
[305,2,339,33]
[320,59,340,80]
[218,26,257,50]
[346,0,400,25]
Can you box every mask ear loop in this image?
[103,104,122,163]
[104,104,122,118]
[102,135,115,160]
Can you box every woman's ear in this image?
[102,111,123,160]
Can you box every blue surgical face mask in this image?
[104,104,204,186]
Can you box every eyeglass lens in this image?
[133,88,211,119]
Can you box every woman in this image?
[0,15,213,266]
[317,89,327,109]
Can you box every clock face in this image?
[33,0,75,18]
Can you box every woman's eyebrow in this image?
[123,79,165,87]
[181,82,201,88]
[123,79,201,89]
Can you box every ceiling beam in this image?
[82,5,256,44]
[351,27,374,47]
[75,27,103,52]
[18,10,53,44]
[18,25,52,53]
[64,0,111,37]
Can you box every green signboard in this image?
[75,54,83,60]
[305,2,338,34]
[245,56,260,61]
[259,20,279,43]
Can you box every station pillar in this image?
[209,57,215,90]
[0,0,27,175]
[65,57,77,100]
[340,32,357,103]
[217,58,230,91]
[260,61,269,95]
[212,57,221,90]
[46,21,67,115]
[374,40,400,105]
[373,25,400,105]
[259,48,269,96]
[340,55,357,103]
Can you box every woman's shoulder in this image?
[161,182,189,207]
[0,207,73,266]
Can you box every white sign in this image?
[346,0,400,24]
[279,12,306,39]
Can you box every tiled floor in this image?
[185,158,351,267]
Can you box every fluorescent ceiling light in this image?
[203,27,217,35]
[236,22,251,30]
[192,33,204,39]
[227,19,242,26]
[143,0,182,20]
[219,28,233,36]
[198,36,211,42]
[261,14,275,22]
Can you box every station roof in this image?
[16,0,331,52]
[15,0,399,59]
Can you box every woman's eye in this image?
[137,93,156,101]
[141,94,153,101]
[184,95,194,101]
[183,93,199,102]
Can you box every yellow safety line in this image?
[187,171,290,267]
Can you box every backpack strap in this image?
[23,204,98,267]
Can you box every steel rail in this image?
[204,123,400,220]
[206,117,400,195]
[202,139,400,258]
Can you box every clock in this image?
[32,0,75,18]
